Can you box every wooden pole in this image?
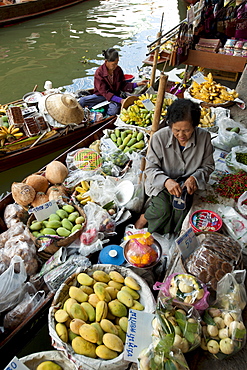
[150,72,168,137]
[150,31,161,88]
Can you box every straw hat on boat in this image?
[45,93,84,124]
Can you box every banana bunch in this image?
[199,107,216,128]
[190,73,238,104]
[75,180,93,205]
[0,124,23,147]
[0,104,8,115]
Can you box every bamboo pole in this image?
[150,32,161,88]
[150,72,168,137]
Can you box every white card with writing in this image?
[4,357,29,370]
[175,227,198,259]
[124,309,154,363]
[191,72,207,85]
[142,99,154,111]
[28,199,59,221]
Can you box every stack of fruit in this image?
[107,128,145,154]
[0,124,23,147]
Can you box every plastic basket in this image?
[189,209,222,233]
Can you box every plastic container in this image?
[124,74,135,82]
[190,209,222,233]
[98,244,125,265]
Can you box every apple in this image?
[207,325,219,337]
[207,339,220,354]
[213,317,225,329]
[219,338,234,354]
[218,327,229,339]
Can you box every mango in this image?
[121,285,140,300]
[131,300,144,311]
[56,227,70,237]
[69,286,88,303]
[91,322,104,345]
[55,322,68,343]
[30,221,43,231]
[62,204,75,213]
[68,211,80,222]
[61,218,73,231]
[119,316,128,333]
[46,220,62,229]
[64,298,77,317]
[36,361,62,370]
[108,299,127,318]
[81,302,96,322]
[117,290,133,308]
[124,276,140,291]
[105,286,119,300]
[100,319,118,335]
[93,270,111,283]
[77,272,94,286]
[49,213,61,221]
[70,318,85,334]
[96,345,118,360]
[70,303,88,321]
[56,209,69,219]
[64,317,72,328]
[80,285,94,295]
[75,216,85,224]
[116,324,126,343]
[103,333,124,352]
[109,271,125,283]
[32,231,40,237]
[54,309,69,323]
[106,311,116,321]
[94,281,108,288]
[95,300,108,322]
[68,329,79,342]
[42,228,57,235]
[94,284,107,301]
[79,323,99,343]
[72,336,97,358]
[88,294,100,308]
[71,224,82,233]
[108,280,124,290]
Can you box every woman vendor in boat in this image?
[79,48,148,116]
[135,98,215,236]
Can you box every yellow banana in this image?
[7,124,15,133]
[0,133,7,140]
[0,138,5,147]
[81,180,90,191]
[13,132,23,138]
[10,127,20,134]
[0,126,9,134]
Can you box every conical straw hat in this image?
[45,93,84,124]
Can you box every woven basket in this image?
[27,204,86,260]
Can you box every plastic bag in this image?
[153,273,209,312]
[215,270,247,311]
[212,117,247,152]
[101,147,129,167]
[225,145,247,173]
[124,232,158,268]
[0,255,27,313]
[3,289,45,331]
[237,191,247,218]
[201,307,246,359]
[218,206,247,248]
[4,203,29,228]
[65,148,102,173]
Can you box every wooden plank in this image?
[183,50,246,73]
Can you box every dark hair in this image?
[102,48,119,62]
[166,99,201,128]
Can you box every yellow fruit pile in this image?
[0,124,23,147]
[199,107,216,128]
[75,180,93,205]
[190,73,238,104]
[54,269,144,360]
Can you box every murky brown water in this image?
[0,0,186,194]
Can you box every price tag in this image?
[4,357,29,370]
[175,227,199,260]
[191,72,207,85]
[28,199,59,221]
[124,309,154,363]
[142,99,154,111]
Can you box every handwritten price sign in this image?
[4,357,29,370]
[28,199,59,221]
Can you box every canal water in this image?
[0,0,187,195]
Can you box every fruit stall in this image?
[1,65,247,370]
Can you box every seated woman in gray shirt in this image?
[135,98,215,236]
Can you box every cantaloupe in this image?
[45,161,68,184]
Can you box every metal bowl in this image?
[23,91,43,107]
[124,238,162,269]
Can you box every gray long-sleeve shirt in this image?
[144,126,215,197]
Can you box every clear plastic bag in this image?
[237,191,247,218]
[215,270,247,311]
[0,255,27,313]
[4,203,29,228]
[225,145,247,173]
[212,117,247,152]
[153,273,209,312]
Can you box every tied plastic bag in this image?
[215,270,247,311]
[237,191,247,218]
[212,117,247,152]
[202,307,246,359]
[153,273,209,312]
[124,232,158,268]
[0,255,27,313]
[225,145,247,173]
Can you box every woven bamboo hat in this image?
[45,93,84,124]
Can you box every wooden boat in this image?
[0,114,115,173]
[0,0,89,27]
[0,117,116,368]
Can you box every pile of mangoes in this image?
[54,269,144,360]
[119,93,174,127]
[108,128,145,153]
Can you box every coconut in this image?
[11,182,36,206]
[25,174,49,193]
[45,161,68,184]
[46,185,68,201]
[31,192,49,208]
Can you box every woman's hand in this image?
[165,179,182,197]
[137,80,149,86]
[184,176,198,195]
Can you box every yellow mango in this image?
[103,333,124,352]
[93,270,111,283]
[70,318,85,335]
[95,300,108,322]
[94,284,107,301]
[109,271,125,283]
[119,316,128,333]
[77,272,94,286]
[69,286,88,303]
[64,297,77,317]
[108,280,124,290]
[80,285,94,295]
[70,303,88,321]
[68,329,79,342]
[105,286,119,300]
[36,361,62,370]
[108,299,127,318]
[72,336,97,358]
[131,300,144,311]
[81,302,96,322]
[55,323,68,343]
[124,276,140,291]
[91,322,104,345]
[88,293,100,308]
[117,290,133,308]
[116,324,126,343]
[79,323,99,343]
[121,285,140,300]
[100,319,118,335]
[96,345,118,360]
[54,309,69,323]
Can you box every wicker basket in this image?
[27,204,86,260]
